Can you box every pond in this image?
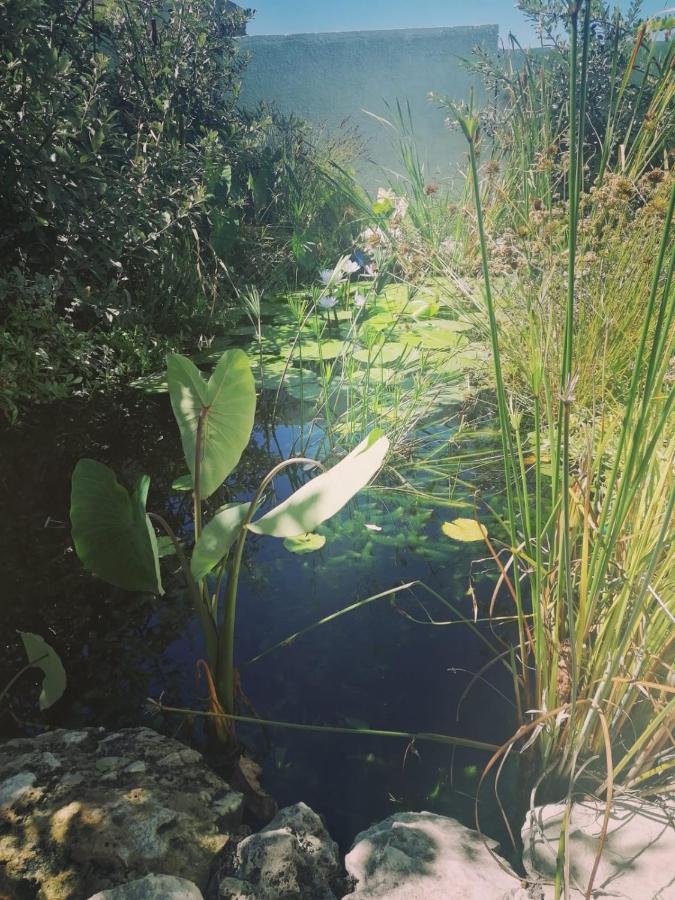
[0,332,522,858]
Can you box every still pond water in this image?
[1,386,519,852]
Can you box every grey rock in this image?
[216,802,341,899]
[522,797,675,899]
[87,873,204,899]
[216,877,260,898]
[41,751,62,769]
[0,771,36,809]
[0,727,244,899]
[344,811,519,899]
[62,730,90,745]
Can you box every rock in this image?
[0,727,244,899]
[522,796,675,899]
[0,771,37,809]
[212,802,342,899]
[87,873,204,899]
[343,811,520,899]
[230,755,278,824]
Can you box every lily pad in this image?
[399,322,469,350]
[352,342,407,364]
[406,297,440,319]
[283,533,327,554]
[299,339,346,361]
[442,518,488,542]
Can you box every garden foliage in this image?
[0,0,361,419]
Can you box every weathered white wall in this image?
[238,25,498,191]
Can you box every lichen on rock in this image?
[0,727,244,899]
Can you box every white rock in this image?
[344,810,519,899]
[522,797,675,899]
[0,727,243,898]
[87,873,203,899]
[218,802,341,899]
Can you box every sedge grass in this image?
[435,1,674,870]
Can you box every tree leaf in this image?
[442,518,488,542]
[191,501,251,581]
[283,533,326,554]
[19,632,66,711]
[248,431,389,538]
[167,350,256,499]
[71,459,163,594]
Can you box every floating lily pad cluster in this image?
[130,279,486,436]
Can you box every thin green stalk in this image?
[148,512,217,666]
[464,133,529,700]
[588,183,675,600]
[216,457,325,715]
[148,697,501,753]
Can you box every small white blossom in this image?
[343,259,360,275]
[353,293,367,308]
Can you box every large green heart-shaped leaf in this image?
[248,431,389,539]
[167,349,256,499]
[71,459,163,594]
[191,501,251,581]
[19,632,66,711]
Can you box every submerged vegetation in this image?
[1,0,673,894]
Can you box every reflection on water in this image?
[0,390,519,853]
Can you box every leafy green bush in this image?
[0,268,173,421]
[0,0,363,418]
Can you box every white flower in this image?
[353,293,367,308]
[343,259,360,275]
[318,295,338,310]
[319,269,335,285]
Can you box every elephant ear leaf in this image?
[191,501,251,582]
[70,459,163,594]
[248,430,389,538]
[19,632,66,710]
[167,350,256,500]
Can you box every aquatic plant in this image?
[1,633,65,713]
[437,2,674,889]
[70,349,389,739]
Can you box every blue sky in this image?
[247,1,673,43]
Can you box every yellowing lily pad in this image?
[442,518,488,542]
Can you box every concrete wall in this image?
[238,25,498,192]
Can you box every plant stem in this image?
[148,512,217,666]
[216,457,326,715]
[147,697,501,752]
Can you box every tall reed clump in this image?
[436,0,674,868]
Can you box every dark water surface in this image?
[1,390,519,852]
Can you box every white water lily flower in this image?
[318,295,339,310]
[343,259,360,275]
[319,269,335,285]
[353,293,367,308]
